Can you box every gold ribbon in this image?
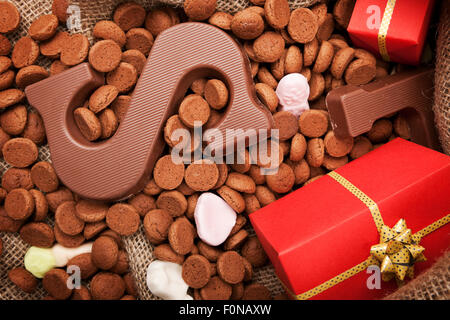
[378,0,397,61]
[285,171,450,300]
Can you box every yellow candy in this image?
[24,247,56,278]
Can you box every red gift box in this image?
[249,139,450,299]
[347,0,435,65]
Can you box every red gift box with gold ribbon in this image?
[347,0,435,65]
[249,139,450,299]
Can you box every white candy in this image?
[194,192,237,246]
[52,242,93,267]
[276,73,310,118]
[146,260,192,300]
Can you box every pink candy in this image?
[194,192,237,246]
[275,73,310,118]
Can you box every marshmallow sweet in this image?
[146,260,192,300]
[275,73,310,118]
[194,192,237,246]
[24,242,93,278]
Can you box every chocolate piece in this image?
[326,68,440,150]
[26,22,273,201]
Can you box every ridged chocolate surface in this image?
[26,23,273,201]
[326,68,440,150]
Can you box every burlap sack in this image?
[1,0,448,301]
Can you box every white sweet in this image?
[146,260,192,300]
[52,242,93,267]
[276,73,310,118]
[194,192,237,246]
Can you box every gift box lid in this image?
[347,0,435,65]
[250,138,450,298]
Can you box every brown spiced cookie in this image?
[255,82,278,113]
[299,110,329,138]
[54,224,85,248]
[344,58,376,85]
[266,162,295,193]
[49,60,69,75]
[184,0,217,21]
[98,109,119,139]
[197,241,222,261]
[0,69,14,91]
[224,228,249,250]
[55,201,85,236]
[225,172,256,194]
[90,272,125,300]
[60,34,90,66]
[22,112,46,145]
[125,28,154,56]
[163,114,189,148]
[89,85,119,114]
[30,189,49,221]
[153,155,185,190]
[208,11,233,30]
[143,209,173,244]
[121,49,146,75]
[350,136,372,159]
[182,254,211,289]
[2,168,33,192]
[0,104,27,135]
[0,1,20,33]
[184,160,219,191]
[217,251,245,284]
[45,187,73,213]
[178,94,211,128]
[0,34,11,55]
[200,276,232,300]
[15,65,48,89]
[168,217,195,255]
[288,8,318,44]
[0,206,24,232]
[231,10,264,40]
[123,273,138,296]
[324,130,354,157]
[67,253,98,279]
[306,138,325,167]
[333,0,356,29]
[128,192,156,217]
[40,31,70,59]
[29,14,59,41]
[253,31,285,63]
[2,138,38,168]
[73,107,102,141]
[12,37,40,69]
[20,222,54,248]
[204,79,228,110]
[264,0,290,29]
[367,118,393,143]
[113,2,146,32]
[285,45,303,74]
[106,62,137,93]
[8,268,37,293]
[330,47,355,79]
[71,286,92,300]
[308,72,325,101]
[242,283,272,300]
[109,250,129,274]
[75,199,108,222]
[144,8,177,37]
[317,13,335,42]
[257,66,278,89]
[106,203,140,236]
[313,40,334,73]
[111,95,130,122]
[52,0,69,23]
[89,40,122,73]
[289,133,307,161]
[217,187,248,213]
[273,111,298,141]
[0,56,11,74]
[93,20,126,47]
[42,268,72,300]
[156,190,187,217]
[154,243,185,264]
[30,161,59,193]
[92,236,119,270]
[83,221,107,240]
[241,236,268,268]
[322,154,349,171]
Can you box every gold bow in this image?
[370,219,426,282]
